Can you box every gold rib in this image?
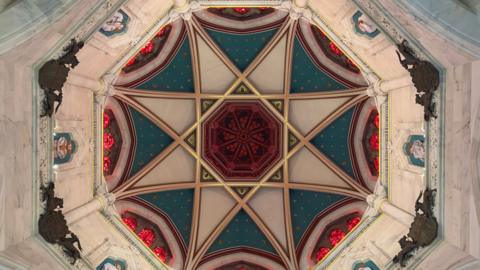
[304,143,370,196]
[189,204,242,268]
[190,16,243,78]
[116,182,196,200]
[242,205,294,269]
[113,142,179,194]
[287,183,367,200]
[115,93,181,139]
[241,18,292,78]
[114,86,197,98]
[305,94,368,140]
[288,87,367,99]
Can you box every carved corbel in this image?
[364,182,387,218]
[96,73,117,107]
[364,72,386,111]
[277,1,312,21]
[168,1,202,22]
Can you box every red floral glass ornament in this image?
[126,57,136,67]
[369,133,379,151]
[315,247,331,262]
[122,217,137,231]
[153,247,168,262]
[233,7,250,14]
[138,228,155,246]
[103,112,111,129]
[103,156,111,172]
[374,114,380,128]
[140,41,154,55]
[103,133,115,150]
[347,216,361,231]
[329,42,343,56]
[373,157,379,172]
[329,228,346,246]
[156,27,167,37]
[346,58,357,69]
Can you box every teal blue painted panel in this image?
[206,28,278,71]
[310,107,355,177]
[207,209,276,254]
[138,189,194,246]
[291,37,347,93]
[290,190,346,245]
[128,106,173,177]
[137,37,194,92]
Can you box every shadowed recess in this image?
[290,189,347,246]
[127,106,174,177]
[290,37,347,93]
[207,209,276,255]
[310,107,355,178]
[136,37,194,92]
[205,28,278,71]
[137,189,194,246]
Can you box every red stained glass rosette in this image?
[329,42,343,56]
[153,247,168,262]
[329,228,346,246]
[103,156,111,172]
[346,216,361,231]
[315,247,331,262]
[374,114,380,128]
[233,7,250,14]
[126,57,136,67]
[156,26,167,37]
[140,41,154,55]
[103,112,111,129]
[369,133,379,151]
[103,133,115,150]
[122,217,138,231]
[138,228,155,246]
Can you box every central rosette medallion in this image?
[202,100,283,181]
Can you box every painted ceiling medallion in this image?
[202,100,283,181]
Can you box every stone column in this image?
[377,75,413,94]
[379,200,415,226]
[365,183,414,227]
[64,193,115,225]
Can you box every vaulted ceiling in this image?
[102,7,380,270]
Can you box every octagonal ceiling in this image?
[103,7,380,270]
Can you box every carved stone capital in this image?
[169,1,202,21]
[96,73,117,107]
[277,1,312,21]
[365,184,387,218]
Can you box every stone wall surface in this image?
[0,0,101,254]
